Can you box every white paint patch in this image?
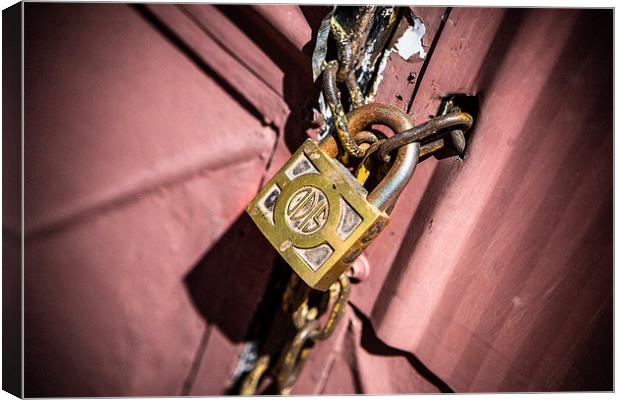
[358,37,378,73]
[394,17,427,60]
[369,48,393,100]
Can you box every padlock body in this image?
[246,139,389,291]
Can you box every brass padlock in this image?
[246,103,419,291]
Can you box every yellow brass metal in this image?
[274,274,350,392]
[246,139,389,291]
[239,354,271,395]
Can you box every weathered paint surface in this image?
[371,7,446,112]
[22,4,612,396]
[24,4,277,396]
[346,7,613,393]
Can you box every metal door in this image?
[23,5,612,395]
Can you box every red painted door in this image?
[23,4,612,396]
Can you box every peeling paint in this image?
[394,17,427,60]
[380,7,393,18]
[315,8,427,137]
[369,48,392,101]
[369,15,427,100]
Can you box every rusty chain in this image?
[377,110,474,162]
[238,274,350,395]
[276,274,350,393]
[320,10,474,163]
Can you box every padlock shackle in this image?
[319,103,419,212]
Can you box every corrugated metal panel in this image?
[24,4,279,395]
[327,7,613,393]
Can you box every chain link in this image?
[238,274,350,395]
[320,10,474,163]
[377,109,473,161]
[276,274,350,393]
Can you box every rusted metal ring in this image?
[377,111,473,161]
[239,354,271,395]
[313,274,350,341]
[277,275,350,391]
[319,103,419,211]
[348,103,420,211]
[353,130,379,145]
[277,319,321,391]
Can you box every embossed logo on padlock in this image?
[246,139,389,291]
[285,186,329,234]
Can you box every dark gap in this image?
[223,258,292,394]
[179,325,213,396]
[131,4,266,125]
[427,93,481,161]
